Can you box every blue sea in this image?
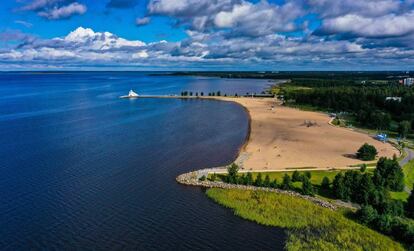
[0,72,285,250]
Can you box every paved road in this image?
[400,148,414,167]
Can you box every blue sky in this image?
[1,0,414,70]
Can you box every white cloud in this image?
[1,26,414,70]
[308,0,402,18]
[14,20,33,28]
[214,1,302,36]
[18,0,87,20]
[136,17,151,26]
[38,2,86,20]
[62,27,145,49]
[319,11,414,38]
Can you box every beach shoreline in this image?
[126,95,399,171]
[217,96,399,170]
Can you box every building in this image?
[128,90,139,97]
[385,97,402,102]
[403,78,414,86]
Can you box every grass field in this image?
[229,161,413,201]
[206,188,403,251]
[390,160,414,201]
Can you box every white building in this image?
[403,78,414,86]
[128,90,139,97]
[385,97,402,102]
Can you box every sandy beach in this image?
[216,97,399,170]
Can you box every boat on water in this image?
[120,90,139,98]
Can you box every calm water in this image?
[0,72,285,250]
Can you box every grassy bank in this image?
[390,160,414,201]
[206,188,404,250]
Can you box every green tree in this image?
[398,120,411,138]
[356,173,375,205]
[199,175,206,181]
[263,175,271,187]
[238,174,246,185]
[358,205,378,225]
[210,173,217,182]
[255,173,263,187]
[373,157,404,191]
[281,174,292,190]
[227,163,239,184]
[405,188,414,218]
[357,143,378,161]
[321,176,330,190]
[246,172,253,185]
[333,173,347,200]
[270,179,278,188]
[292,170,301,182]
[304,171,311,180]
[302,176,314,196]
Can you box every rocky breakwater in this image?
[176,169,337,210]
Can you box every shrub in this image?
[321,176,330,189]
[304,171,311,180]
[245,172,253,185]
[199,175,206,181]
[255,173,263,187]
[270,179,278,188]
[227,163,239,184]
[405,187,414,218]
[357,143,378,161]
[292,171,302,182]
[292,170,302,182]
[358,205,378,225]
[281,174,293,190]
[238,174,246,185]
[210,173,217,182]
[263,175,271,187]
[301,176,314,196]
[360,163,367,173]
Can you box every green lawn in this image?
[390,160,414,201]
[206,188,403,251]
[403,160,414,189]
[240,169,373,188]
[240,165,412,202]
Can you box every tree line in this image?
[281,85,414,135]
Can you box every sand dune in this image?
[218,97,399,170]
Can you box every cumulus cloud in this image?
[148,0,242,30]
[316,11,414,38]
[307,0,403,18]
[38,2,87,20]
[3,26,414,70]
[148,0,304,36]
[18,0,87,20]
[214,1,303,36]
